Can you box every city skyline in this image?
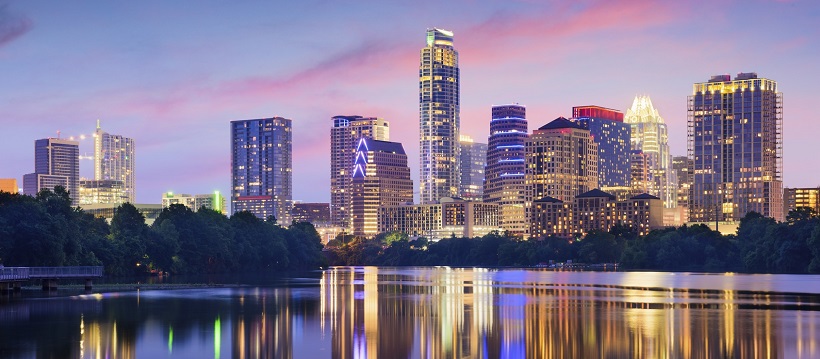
[1,1,819,204]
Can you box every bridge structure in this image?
[0,266,103,291]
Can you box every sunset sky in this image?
[1,0,818,205]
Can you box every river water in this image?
[1,267,819,358]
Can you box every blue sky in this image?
[1,0,818,204]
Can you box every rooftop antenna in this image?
[56,130,61,139]
[96,119,101,130]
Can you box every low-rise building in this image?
[783,187,820,217]
[81,203,163,225]
[292,202,331,225]
[530,189,664,238]
[379,197,501,241]
[79,179,127,205]
[0,178,18,194]
[162,191,226,214]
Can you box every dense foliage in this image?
[0,188,325,276]
[3,187,819,275]
[327,210,820,274]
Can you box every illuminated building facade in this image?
[529,190,663,238]
[0,178,18,194]
[525,117,598,204]
[625,96,677,208]
[162,191,226,214]
[23,138,80,205]
[688,73,784,222]
[81,203,163,224]
[572,105,630,187]
[351,138,413,237]
[379,197,500,240]
[420,28,460,204]
[292,202,331,225]
[330,115,390,229]
[94,121,135,203]
[672,155,693,222]
[79,179,127,205]
[231,117,292,224]
[484,104,528,236]
[458,135,487,201]
[783,188,820,218]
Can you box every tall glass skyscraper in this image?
[231,117,292,224]
[23,138,80,205]
[419,28,460,204]
[330,115,390,230]
[484,104,528,236]
[625,96,677,208]
[458,135,486,201]
[572,106,630,188]
[94,120,135,203]
[688,73,783,222]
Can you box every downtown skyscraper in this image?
[23,138,80,205]
[330,116,390,230]
[571,106,630,188]
[484,104,528,236]
[625,96,677,208]
[526,118,598,203]
[93,120,135,203]
[458,135,486,201]
[350,138,413,237]
[688,73,784,222]
[419,28,460,204]
[231,117,292,224]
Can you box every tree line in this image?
[3,186,819,275]
[0,187,325,276]
[326,208,820,274]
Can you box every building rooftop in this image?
[534,196,563,203]
[365,139,406,155]
[576,189,616,200]
[630,193,660,200]
[538,117,582,131]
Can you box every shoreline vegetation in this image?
[2,187,820,277]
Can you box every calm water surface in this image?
[1,267,819,358]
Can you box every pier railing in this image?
[0,266,103,281]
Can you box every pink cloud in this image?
[0,5,32,48]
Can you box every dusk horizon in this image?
[2,1,818,205]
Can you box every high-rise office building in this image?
[231,117,292,224]
[688,73,784,222]
[458,135,486,201]
[23,138,80,205]
[484,104,528,236]
[571,106,630,187]
[330,115,390,230]
[526,117,598,204]
[351,138,413,237]
[94,121,135,203]
[672,156,693,222]
[625,96,677,208]
[420,28,460,204]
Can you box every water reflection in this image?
[0,268,817,358]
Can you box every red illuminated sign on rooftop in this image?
[572,106,624,122]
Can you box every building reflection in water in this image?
[320,267,819,359]
[2,268,818,358]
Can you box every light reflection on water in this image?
[0,267,818,358]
